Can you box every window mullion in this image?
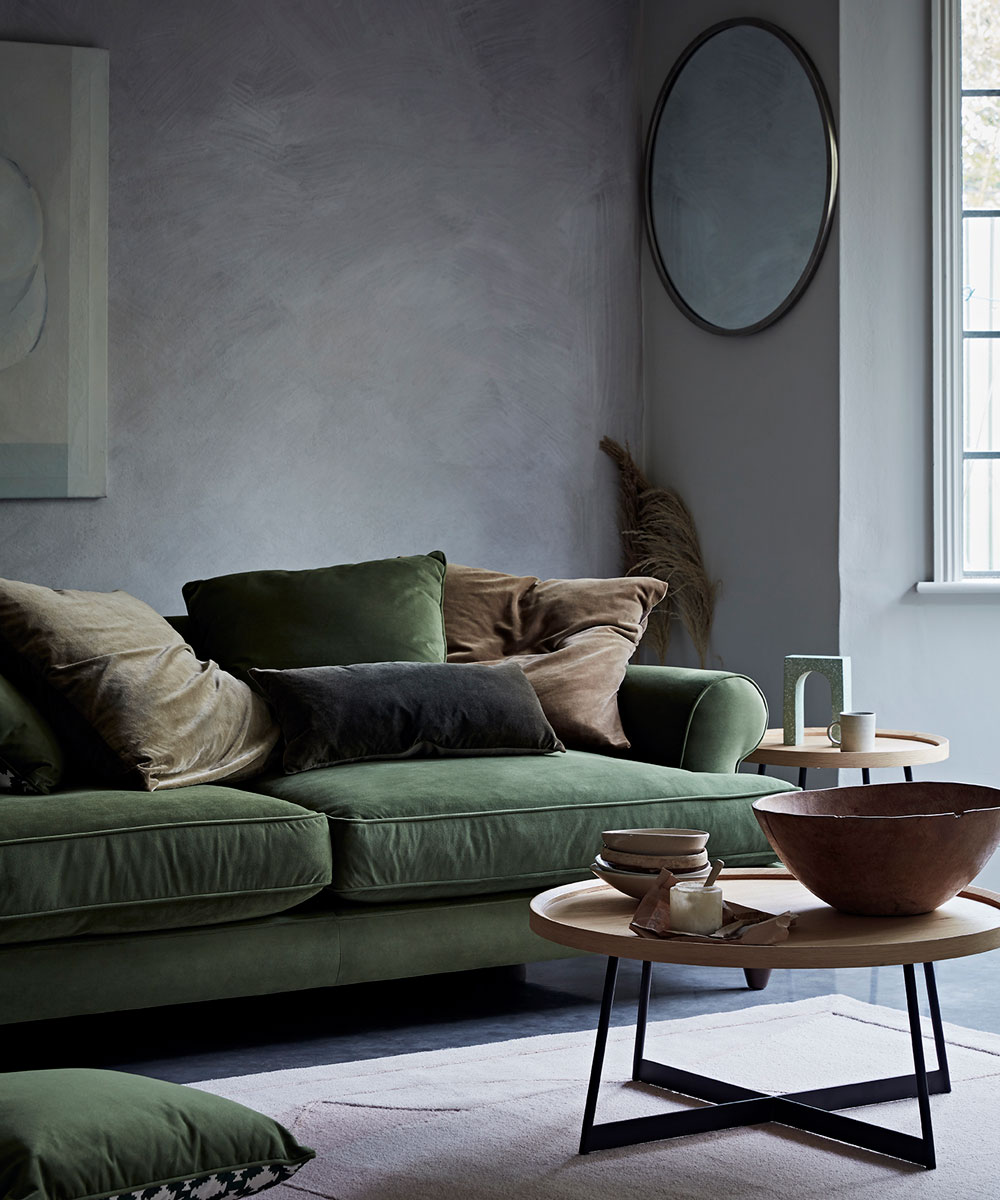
[932,0,964,582]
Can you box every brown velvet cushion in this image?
[0,579,279,790]
[443,564,667,750]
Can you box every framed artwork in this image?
[0,41,108,498]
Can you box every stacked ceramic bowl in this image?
[592,828,711,900]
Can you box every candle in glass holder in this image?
[670,880,724,934]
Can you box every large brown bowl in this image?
[752,782,1000,916]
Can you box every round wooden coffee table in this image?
[744,727,949,788]
[529,871,1000,1169]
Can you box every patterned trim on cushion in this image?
[110,1159,307,1200]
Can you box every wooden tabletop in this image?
[743,728,949,770]
[528,871,1000,970]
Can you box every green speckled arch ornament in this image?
[783,655,852,745]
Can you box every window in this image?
[929,0,1000,586]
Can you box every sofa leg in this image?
[743,968,772,990]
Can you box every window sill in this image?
[916,579,1000,595]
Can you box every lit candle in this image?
[670,880,724,934]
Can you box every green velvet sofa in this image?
[0,658,795,1027]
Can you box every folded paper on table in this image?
[628,867,797,945]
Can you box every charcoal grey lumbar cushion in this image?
[251,659,565,772]
[0,1067,314,1200]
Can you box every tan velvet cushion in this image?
[443,564,667,750]
[0,579,279,790]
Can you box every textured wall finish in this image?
[0,0,640,612]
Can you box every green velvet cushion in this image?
[0,787,332,944]
[0,672,64,793]
[247,751,797,903]
[183,551,448,680]
[0,1068,314,1200]
[252,660,564,771]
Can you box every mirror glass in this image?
[645,20,838,335]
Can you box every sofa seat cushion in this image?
[247,751,797,903]
[0,788,332,944]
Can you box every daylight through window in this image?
[961,0,1000,573]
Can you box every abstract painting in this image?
[0,41,108,497]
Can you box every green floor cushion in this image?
[0,788,332,944]
[0,1068,314,1200]
[248,751,797,903]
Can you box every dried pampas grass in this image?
[600,437,718,667]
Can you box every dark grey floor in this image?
[8,947,998,1084]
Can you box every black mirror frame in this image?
[643,18,839,337]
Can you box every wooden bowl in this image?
[601,827,710,856]
[752,782,1000,916]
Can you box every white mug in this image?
[827,711,877,752]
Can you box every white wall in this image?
[641,0,842,772]
[0,0,642,614]
[840,0,1000,889]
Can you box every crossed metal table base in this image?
[580,958,950,1169]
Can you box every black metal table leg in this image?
[580,956,619,1154]
[580,958,946,1167]
[903,963,936,1168]
[797,766,807,788]
[923,962,951,1093]
[633,960,651,1080]
[757,762,766,775]
[904,765,914,782]
[862,767,871,784]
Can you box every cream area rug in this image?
[193,995,1000,1200]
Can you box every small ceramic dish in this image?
[599,845,709,872]
[594,854,711,877]
[592,859,711,900]
[601,827,710,856]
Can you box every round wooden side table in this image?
[529,872,1000,1169]
[743,727,949,788]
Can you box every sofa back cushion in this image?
[183,551,448,680]
[0,578,278,790]
[443,564,667,750]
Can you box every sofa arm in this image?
[617,665,768,773]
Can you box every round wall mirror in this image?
[645,19,838,336]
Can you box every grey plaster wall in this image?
[640,0,841,740]
[0,0,641,614]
